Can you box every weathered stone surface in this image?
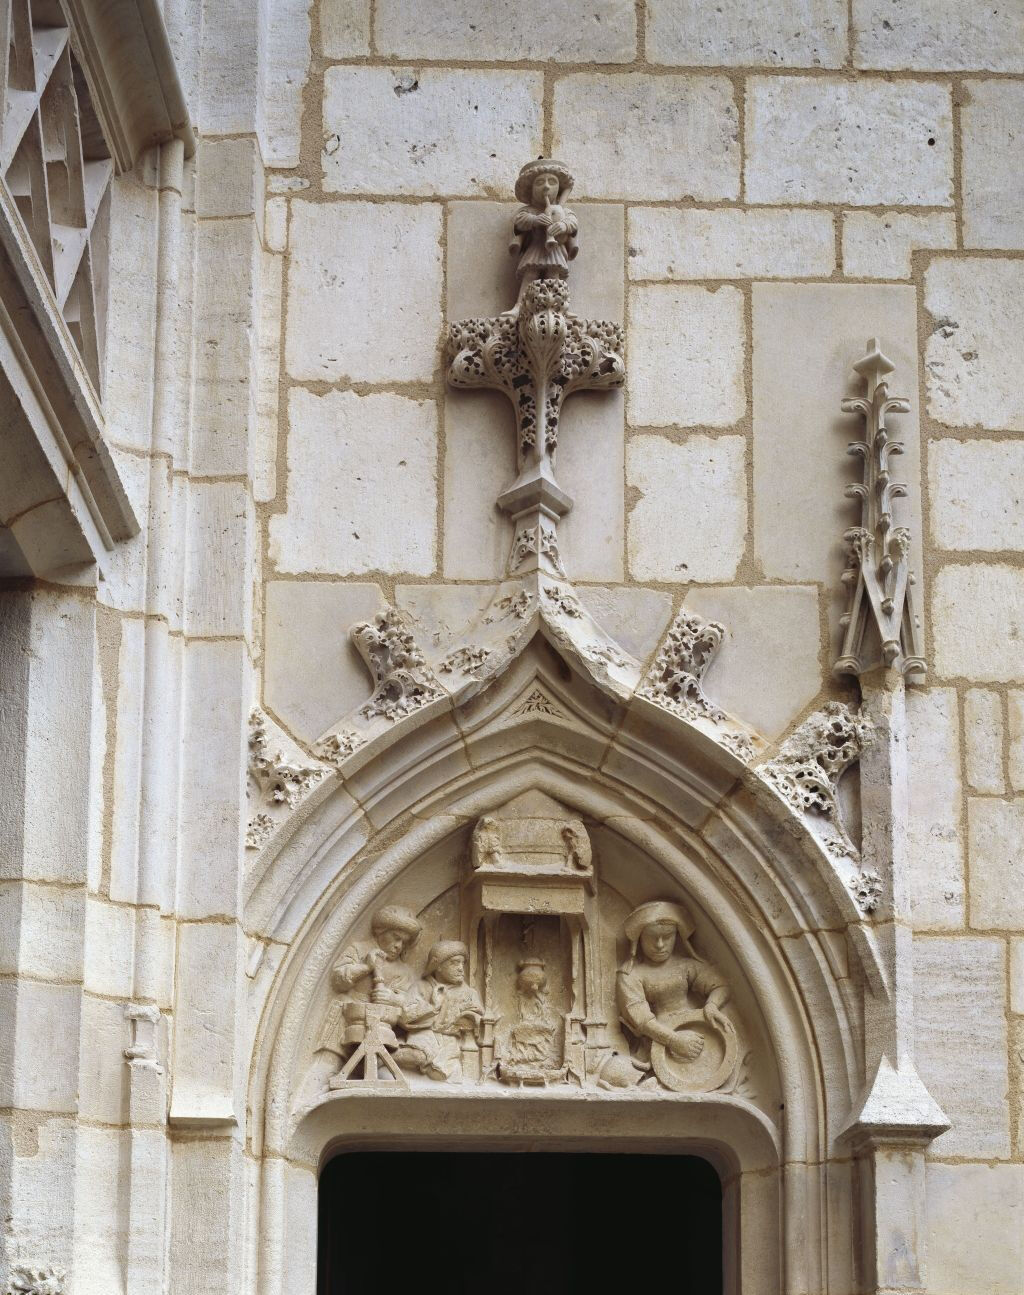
[683,586,822,738]
[628,207,835,280]
[962,81,1024,250]
[753,283,921,585]
[914,935,1008,1158]
[930,440,1024,551]
[321,0,370,57]
[907,687,965,930]
[286,200,441,384]
[933,565,1024,682]
[648,0,846,66]
[627,284,745,427]
[627,434,746,582]
[926,1164,1024,1295]
[969,798,1024,929]
[264,582,388,743]
[375,0,636,61]
[854,0,1024,71]
[257,0,313,168]
[925,258,1024,431]
[442,390,513,581]
[745,78,953,205]
[842,211,956,280]
[196,138,262,219]
[964,689,1006,794]
[1012,939,1024,1014]
[269,389,437,576]
[1010,691,1024,792]
[575,586,674,663]
[552,74,739,201]
[322,68,543,195]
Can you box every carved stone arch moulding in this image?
[241,638,910,1295]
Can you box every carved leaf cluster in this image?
[314,729,365,768]
[6,1269,65,1295]
[638,611,726,723]
[352,608,444,722]
[850,869,884,914]
[248,711,326,811]
[761,701,874,857]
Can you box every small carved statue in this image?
[506,158,579,315]
[471,815,503,870]
[401,940,484,1082]
[499,957,563,1083]
[315,904,423,1082]
[616,901,736,1093]
[560,823,591,871]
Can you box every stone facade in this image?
[2,2,1024,1293]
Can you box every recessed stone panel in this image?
[841,211,955,280]
[933,564,1024,682]
[628,207,835,281]
[647,0,847,67]
[969,798,1024,930]
[963,81,1024,249]
[930,440,1024,551]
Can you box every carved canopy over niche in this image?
[293,789,777,1117]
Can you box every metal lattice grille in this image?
[1,0,112,391]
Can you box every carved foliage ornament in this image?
[760,701,874,858]
[352,607,444,722]
[5,1269,65,1295]
[246,710,327,850]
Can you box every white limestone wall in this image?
[4,2,1024,1293]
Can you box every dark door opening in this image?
[318,1150,723,1295]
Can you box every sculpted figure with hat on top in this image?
[505,157,579,315]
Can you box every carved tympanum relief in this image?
[306,791,753,1100]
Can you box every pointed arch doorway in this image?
[317,1149,724,1294]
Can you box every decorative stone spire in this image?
[445,158,624,580]
[834,338,925,682]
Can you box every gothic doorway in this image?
[317,1150,723,1294]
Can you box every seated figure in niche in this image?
[506,157,579,315]
[504,957,561,1070]
[616,901,731,1075]
[314,904,423,1075]
[400,940,484,1082]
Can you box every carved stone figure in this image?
[499,957,564,1084]
[507,158,579,315]
[401,940,484,1082]
[616,901,737,1093]
[471,815,503,870]
[315,905,423,1085]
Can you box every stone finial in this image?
[445,158,624,581]
[835,338,925,683]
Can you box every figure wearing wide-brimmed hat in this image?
[506,157,579,313]
[616,900,731,1072]
[400,939,484,1081]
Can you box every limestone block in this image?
[930,439,1024,552]
[184,482,253,638]
[907,687,965,929]
[627,285,745,427]
[169,1137,249,1289]
[926,1164,1024,1295]
[196,0,258,136]
[375,0,636,61]
[322,68,543,195]
[83,898,135,999]
[170,923,244,1122]
[841,211,956,280]
[964,689,1006,794]
[195,137,261,219]
[190,216,259,475]
[575,587,674,664]
[683,586,822,739]
[102,171,158,452]
[321,0,370,57]
[285,200,441,383]
[552,74,739,201]
[1012,939,1024,1014]
[0,882,84,981]
[745,78,953,205]
[107,618,145,902]
[133,910,176,1008]
[628,207,835,281]
[264,197,287,253]
[853,0,1024,71]
[395,584,497,644]
[647,0,847,67]
[257,0,313,168]
[753,284,922,588]
[78,994,130,1126]
[962,81,1024,250]
[914,935,1008,1158]
[255,249,283,504]
[1010,691,1024,791]
[264,581,388,743]
[269,389,437,577]
[627,434,746,583]
[969,798,1024,929]
[924,258,1024,431]
[0,980,82,1111]
[933,565,1024,682]
[99,448,150,614]
[442,390,513,580]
